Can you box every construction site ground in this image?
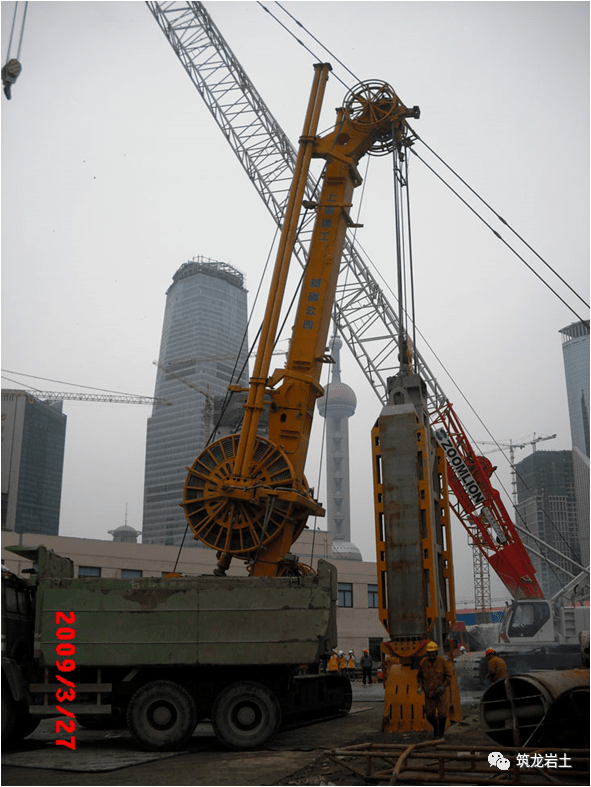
[2,682,588,786]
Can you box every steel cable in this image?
[412,131,589,310]
[410,146,588,324]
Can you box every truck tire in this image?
[126,680,197,751]
[2,687,39,745]
[212,681,281,750]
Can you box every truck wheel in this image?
[2,688,39,745]
[127,680,197,751]
[212,681,281,750]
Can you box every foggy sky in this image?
[2,1,589,605]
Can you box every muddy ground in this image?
[1,684,587,786]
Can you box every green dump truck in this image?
[2,545,351,751]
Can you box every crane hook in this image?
[2,59,22,100]
[3,1,28,99]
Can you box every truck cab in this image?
[2,565,40,744]
[1,565,34,666]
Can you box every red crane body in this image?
[433,402,544,599]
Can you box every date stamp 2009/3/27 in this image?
[54,611,76,750]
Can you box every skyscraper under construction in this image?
[142,257,249,546]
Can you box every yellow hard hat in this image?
[426,641,439,652]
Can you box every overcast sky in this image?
[2,1,589,606]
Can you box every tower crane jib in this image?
[1,388,170,406]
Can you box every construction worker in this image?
[338,650,346,672]
[417,641,453,739]
[485,648,508,683]
[346,650,356,680]
[360,650,373,685]
[327,649,340,673]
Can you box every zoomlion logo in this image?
[434,428,485,507]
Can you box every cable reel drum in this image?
[182,434,310,565]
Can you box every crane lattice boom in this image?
[147,0,446,411]
[148,1,553,599]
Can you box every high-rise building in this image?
[559,319,589,567]
[142,257,249,546]
[559,320,590,457]
[571,445,590,567]
[515,450,581,598]
[316,335,362,561]
[1,390,67,535]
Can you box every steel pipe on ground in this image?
[480,668,589,747]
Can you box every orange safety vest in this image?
[327,654,339,671]
[488,655,508,682]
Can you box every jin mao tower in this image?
[142,257,249,546]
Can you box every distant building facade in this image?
[559,320,590,566]
[142,257,249,546]
[1,390,67,536]
[516,450,581,598]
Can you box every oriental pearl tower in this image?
[317,334,363,561]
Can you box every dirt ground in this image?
[1,685,587,786]
[2,705,388,786]
[0,685,477,787]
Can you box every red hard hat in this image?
[485,648,495,655]
[364,649,368,653]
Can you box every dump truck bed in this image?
[32,559,337,668]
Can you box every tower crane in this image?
[152,360,213,432]
[164,352,241,367]
[1,387,170,407]
[147,1,552,602]
[479,433,557,505]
